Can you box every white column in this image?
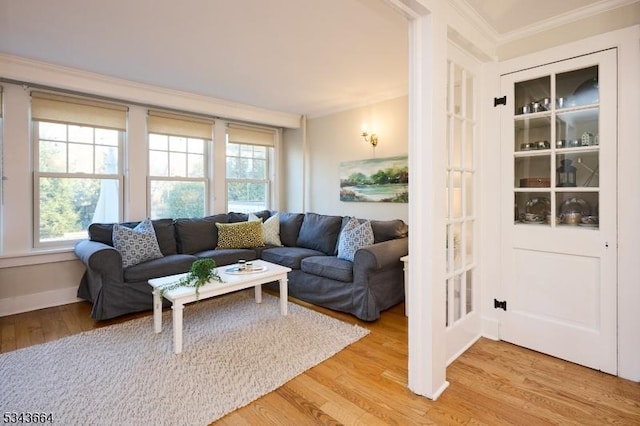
[124,105,148,220]
[407,9,449,400]
[212,120,227,213]
[1,84,31,254]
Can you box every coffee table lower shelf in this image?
[148,260,291,354]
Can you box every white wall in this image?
[304,96,409,222]
[282,125,305,212]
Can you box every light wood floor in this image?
[1,296,639,425]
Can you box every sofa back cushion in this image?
[296,212,342,255]
[370,219,408,243]
[174,214,228,254]
[228,210,271,223]
[277,212,305,247]
[89,218,177,255]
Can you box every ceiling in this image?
[0,0,630,118]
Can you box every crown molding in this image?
[447,0,501,45]
[0,53,302,128]
[498,0,640,43]
[448,0,638,46]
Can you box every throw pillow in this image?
[249,212,282,246]
[337,218,374,262]
[215,221,264,249]
[112,218,163,268]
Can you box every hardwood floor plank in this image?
[1,299,638,426]
[0,315,16,353]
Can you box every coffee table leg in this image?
[254,284,262,304]
[172,303,184,354]
[153,290,162,333]
[279,275,288,315]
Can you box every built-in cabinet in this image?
[499,49,617,374]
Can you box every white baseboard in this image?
[482,316,500,341]
[0,286,82,317]
[446,334,482,366]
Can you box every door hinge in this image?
[494,96,507,107]
[494,299,507,311]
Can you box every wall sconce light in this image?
[361,130,378,147]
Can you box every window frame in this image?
[32,120,124,248]
[147,132,211,219]
[225,140,273,213]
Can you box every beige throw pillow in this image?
[249,212,282,246]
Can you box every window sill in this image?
[0,249,78,268]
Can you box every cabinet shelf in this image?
[555,146,598,154]
[556,103,599,115]
[554,187,599,193]
[514,150,550,157]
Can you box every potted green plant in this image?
[159,258,223,299]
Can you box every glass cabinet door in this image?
[513,65,599,229]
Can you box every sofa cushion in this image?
[296,212,342,255]
[278,212,304,247]
[123,254,196,282]
[249,212,282,246]
[216,221,264,249]
[89,218,177,255]
[337,218,374,262]
[301,256,353,282]
[261,246,325,270]
[174,214,228,254]
[371,219,408,243]
[112,218,164,268]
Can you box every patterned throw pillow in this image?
[249,212,282,246]
[215,221,264,249]
[337,217,374,262]
[112,218,163,268]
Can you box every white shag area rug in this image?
[1,290,369,425]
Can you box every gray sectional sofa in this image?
[74,211,408,321]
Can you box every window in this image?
[32,92,126,247]
[226,124,275,213]
[147,111,213,219]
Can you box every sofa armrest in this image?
[350,237,408,321]
[74,240,124,312]
[75,240,123,278]
[353,237,408,272]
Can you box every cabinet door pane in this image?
[557,66,598,109]
[515,76,550,115]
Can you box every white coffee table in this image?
[148,259,291,354]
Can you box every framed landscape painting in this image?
[339,155,408,203]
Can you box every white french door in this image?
[445,43,481,364]
[499,49,617,374]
